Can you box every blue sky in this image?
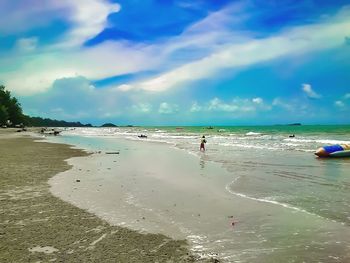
[0,0,349,125]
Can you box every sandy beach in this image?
[2,127,350,262]
[0,130,207,262]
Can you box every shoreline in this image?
[0,130,209,262]
[47,132,350,262]
[3,129,349,262]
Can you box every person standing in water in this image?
[200,135,207,151]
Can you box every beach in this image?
[0,130,203,262]
[1,126,350,262]
[48,126,350,262]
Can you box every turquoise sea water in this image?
[143,124,350,136]
[50,125,350,262]
[59,125,350,222]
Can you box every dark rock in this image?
[100,123,117,127]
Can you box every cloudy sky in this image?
[0,0,349,125]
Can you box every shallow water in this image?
[48,126,350,262]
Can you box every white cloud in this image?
[185,4,244,34]
[20,76,131,120]
[252,97,263,104]
[302,84,321,99]
[161,3,250,58]
[1,41,160,95]
[15,37,38,52]
[58,0,121,47]
[335,100,345,107]
[0,1,66,34]
[333,93,350,110]
[192,97,270,113]
[117,10,350,92]
[0,1,120,47]
[158,102,179,114]
[272,98,295,111]
[0,1,148,96]
[132,103,152,113]
[208,98,240,112]
[190,102,202,112]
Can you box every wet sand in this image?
[0,130,205,262]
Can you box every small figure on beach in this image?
[200,135,206,151]
[228,216,238,228]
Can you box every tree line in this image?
[0,85,92,127]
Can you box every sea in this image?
[48,125,350,262]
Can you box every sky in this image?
[0,0,349,126]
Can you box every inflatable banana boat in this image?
[315,144,350,158]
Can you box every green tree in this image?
[7,97,24,125]
[0,85,11,105]
[0,105,9,125]
[0,85,24,126]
